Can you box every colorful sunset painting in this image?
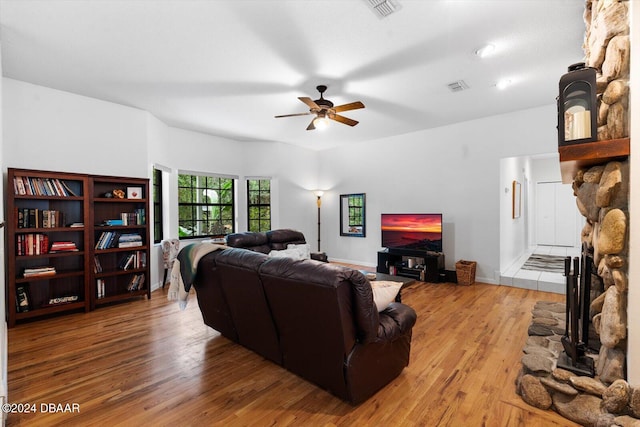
[381,213,442,252]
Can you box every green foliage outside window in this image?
[247,179,271,232]
[178,174,234,238]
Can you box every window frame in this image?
[152,167,164,244]
[178,173,235,240]
[247,178,271,232]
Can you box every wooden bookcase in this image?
[6,169,151,327]
[89,175,151,310]
[6,168,91,327]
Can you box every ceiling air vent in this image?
[365,0,399,18]
[447,80,469,93]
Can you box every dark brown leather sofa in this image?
[226,228,328,262]
[193,247,417,404]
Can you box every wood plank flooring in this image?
[7,276,579,426]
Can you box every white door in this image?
[536,182,578,247]
[536,182,555,244]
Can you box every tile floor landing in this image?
[500,245,581,294]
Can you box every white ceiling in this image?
[0,0,586,150]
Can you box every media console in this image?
[377,248,444,282]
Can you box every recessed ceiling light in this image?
[475,44,495,58]
[496,79,512,90]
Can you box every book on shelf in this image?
[120,209,146,225]
[47,295,78,305]
[118,251,146,270]
[96,279,105,299]
[13,176,78,197]
[15,208,65,229]
[16,233,49,256]
[127,274,145,291]
[16,284,31,312]
[117,233,142,248]
[93,256,103,273]
[95,231,120,249]
[23,266,56,277]
[50,241,79,252]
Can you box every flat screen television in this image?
[381,213,443,253]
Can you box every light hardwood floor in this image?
[7,276,579,426]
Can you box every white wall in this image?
[499,156,531,272]
[318,104,558,283]
[3,79,148,177]
[241,140,319,240]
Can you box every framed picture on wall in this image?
[512,180,521,219]
[340,193,366,237]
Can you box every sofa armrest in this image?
[377,302,417,341]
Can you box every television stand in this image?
[377,249,444,282]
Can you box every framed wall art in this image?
[340,193,366,237]
[512,180,521,219]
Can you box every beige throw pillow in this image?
[370,280,403,311]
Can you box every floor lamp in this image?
[313,190,324,252]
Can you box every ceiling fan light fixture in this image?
[313,115,329,130]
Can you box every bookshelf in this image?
[6,169,151,327]
[6,168,90,327]
[89,175,151,309]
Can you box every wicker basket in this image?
[455,260,477,286]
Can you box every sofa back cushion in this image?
[215,248,282,364]
[266,229,307,250]
[258,257,378,397]
[226,231,271,254]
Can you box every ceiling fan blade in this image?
[299,97,320,110]
[306,118,316,131]
[330,114,359,127]
[274,112,313,118]
[333,101,365,113]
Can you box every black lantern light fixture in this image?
[557,62,598,147]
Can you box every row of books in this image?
[127,274,146,291]
[13,176,78,197]
[122,209,146,225]
[23,266,56,278]
[95,274,146,298]
[16,233,49,256]
[16,234,80,256]
[16,208,66,229]
[118,251,147,270]
[100,210,146,227]
[95,232,143,249]
[96,279,106,299]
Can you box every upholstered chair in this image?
[161,238,180,287]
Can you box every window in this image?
[178,173,235,239]
[247,179,271,232]
[152,168,164,243]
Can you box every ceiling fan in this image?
[275,85,365,131]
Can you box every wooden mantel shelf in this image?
[559,137,630,183]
